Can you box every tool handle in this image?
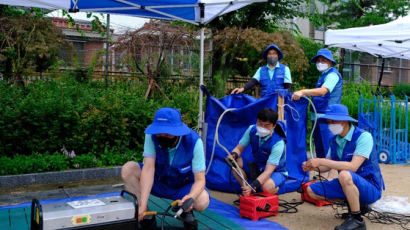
[181,198,195,210]
[224,157,234,168]
[143,211,157,216]
[174,198,195,217]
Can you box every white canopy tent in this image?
[0,0,271,135]
[325,15,410,87]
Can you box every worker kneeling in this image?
[121,107,210,230]
[228,108,287,197]
[303,104,384,230]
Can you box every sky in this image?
[47,10,149,34]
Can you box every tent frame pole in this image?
[378,57,385,89]
[105,13,110,85]
[198,3,205,137]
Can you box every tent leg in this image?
[105,14,110,85]
[198,4,205,137]
[377,58,385,89]
[198,26,205,137]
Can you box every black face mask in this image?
[267,57,278,65]
[157,136,178,148]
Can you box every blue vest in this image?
[259,64,287,97]
[312,67,343,113]
[249,126,286,173]
[152,130,199,188]
[329,127,385,191]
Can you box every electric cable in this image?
[143,199,197,230]
[255,198,304,214]
[206,107,251,190]
[302,95,318,160]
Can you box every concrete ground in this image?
[1,164,409,230]
[211,163,410,230]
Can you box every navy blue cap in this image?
[320,104,358,122]
[311,48,337,65]
[145,107,190,136]
[262,44,284,60]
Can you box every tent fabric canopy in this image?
[0,0,263,25]
[325,15,410,60]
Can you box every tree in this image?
[0,15,64,85]
[115,20,194,98]
[309,0,410,29]
[208,1,306,32]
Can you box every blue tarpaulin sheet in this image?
[0,194,287,230]
[207,197,287,230]
[202,88,309,194]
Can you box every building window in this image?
[73,41,85,64]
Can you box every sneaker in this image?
[181,211,198,230]
[334,216,366,230]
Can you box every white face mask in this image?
[329,124,343,135]
[316,63,329,72]
[256,126,272,137]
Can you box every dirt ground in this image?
[1,164,408,229]
[210,164,410,230]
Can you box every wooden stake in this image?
[278,92,285,121]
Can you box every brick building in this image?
[51,17,117,70]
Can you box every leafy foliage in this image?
[0,149,142,175]
[393,83,410,100]
[212,27,309,88]
[0,15,64,84]
[0,78,199,158]
[308,0,410,29]
[209,1,305,32]
[62,10,108,38]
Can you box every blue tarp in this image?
[0,193,287,230]
[203,88,309,194]
[208,198,287,230]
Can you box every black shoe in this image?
[341,212,351,219]
[140,214,157,230]
[181,211,198,230]
[341,204,371,219]
[360,204,370,215]
[233,199,240,206]
[334,216,366,230]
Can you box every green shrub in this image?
[393,83,410,99]
[0,149,143,175]
[0,78,199,159]
[0,152,71,175]
[341,81,375,119]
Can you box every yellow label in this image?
[71,214,91,226]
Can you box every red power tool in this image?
[239,192,279,221]
[301,181,333,207]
